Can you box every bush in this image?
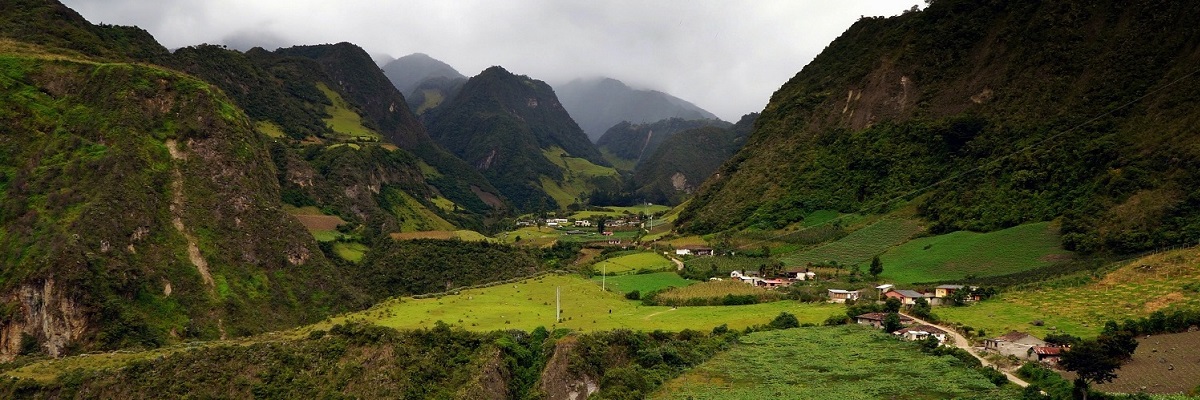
[769,312,800,330]
[625,290,641,300]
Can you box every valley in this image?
[2,0,1200,398]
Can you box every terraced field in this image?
[780,218,925,267]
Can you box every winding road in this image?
[901,313,1031,388]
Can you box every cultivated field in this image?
[653,325,1015,399]
[880,221,1073,284]
[1097,330,1200,394]
[781,218,924,267]
[592,272,697,294]
[390,230,490,241]
[594,252,674,274]
[939,247,1200,338]
[311,274,845,334]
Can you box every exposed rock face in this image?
[539,337,599,400]
[0,279,87,361]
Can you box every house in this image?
[758,278,790,288]
[785,268,818,281]
[884,289,929,306]
[574,220,592,227]
[894,325,949,344]
[676,246,714,256]
[827,289,860,303]
[1034,346,1063,364]
[548,218,569,225]
[934,284,966,298]
[984,331,1048,360]
[675,248,692,256]
[876,284,894,297]
[854,312,913,328]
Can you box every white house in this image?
[827,289,860,303]
[894,325,948,344]
[574,220,592,227]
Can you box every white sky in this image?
[61,0,917,121]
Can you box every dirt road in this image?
[902,313,1031,388]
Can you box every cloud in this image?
[60,0,915,121]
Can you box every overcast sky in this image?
[61,0,917,121]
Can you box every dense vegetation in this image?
[358,239,544,298]
[678,0,1200,257]
[629,114,754,205]
[595,117,730,169]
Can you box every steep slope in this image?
[596,117,731,171]
[556,77,719,142]
[426,66,614,210]
[168,43,504,231]
[0,0,167,62]
[678,0,1200,256]
[631,114,755,205]
[0,41,365,360]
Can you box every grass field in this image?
[802,209,842,227]
[333,242,368,263]
[383,188,456,232]
[316,83,380,141]
[682,255,774,277]
[880,221,1074,284]
[780,218,925,267]
[255,120,286,138]
[540,147,621,208]
[414,89,444,114]
[312,274,845,334]
[654,280,783,304]
[569,204,672,220]
[592,272,697,294]
[653,325,1014,400]
[939,247,1200,339]
[595,252,674,274]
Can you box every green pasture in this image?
[314,274,845,333]
[570,204,672,220]
[780,218,924,267]
[316,83,380,141]
[595,252,674,274]
[333,242,368,263]
[254,120,286,138]
[653,325,1014,400]
[592,272,697,294]
[880,221,1073,284]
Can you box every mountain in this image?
[630,114,756,205]
[167,43,505,229]
[595,117,732,171]
[381,54,468,118]
[425,66,617,211]
[381,53,465,95]
[0,38,369,359]
[555,77,719,142]
[677,0,1200,256]
[0,0,168,62]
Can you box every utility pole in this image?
[556,286,561,323]
[602,264,606,291]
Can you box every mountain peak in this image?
[556,76,718,141]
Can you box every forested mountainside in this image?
[426,66,615,211]
[0,40,367,359]
[630,114,756,205]
[168,43,504,224]
[0,0,167,62]
[595,117,731,171]
[678,0,1200,255]
[556,77,719,142]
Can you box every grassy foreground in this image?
[311,274,843,333]
[653,325,1016,399]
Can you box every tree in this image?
[1059,327,1139,400]
[948,288,968,306]
[597,217,607,234]
[869,255,884,278]
[883,312,903,333]
[769,312,800,330]
[912,297,934,321]
[884,297,902,313]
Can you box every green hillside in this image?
[0,42,364,357]
[780,218,925,268]
[595,117,731,170]
[678,0,1200,257]
[880,221,1074,284]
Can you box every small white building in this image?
[827,289,860,303]
[574,220,592,227]
[894,325,948,344]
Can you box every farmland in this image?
[594,252,674,274]
[780,218,924,267]
[880,221,1073,284]
[390,230,490,241]
[592,272,697,294]
[570,203,671,220]
[680,255,775,280]
[652,325,1015,400]
[1096,330,1200,394]
[311,274,845,334]
[316,82,380,141]
[938,247,1200,339]
[652,280,784,306]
